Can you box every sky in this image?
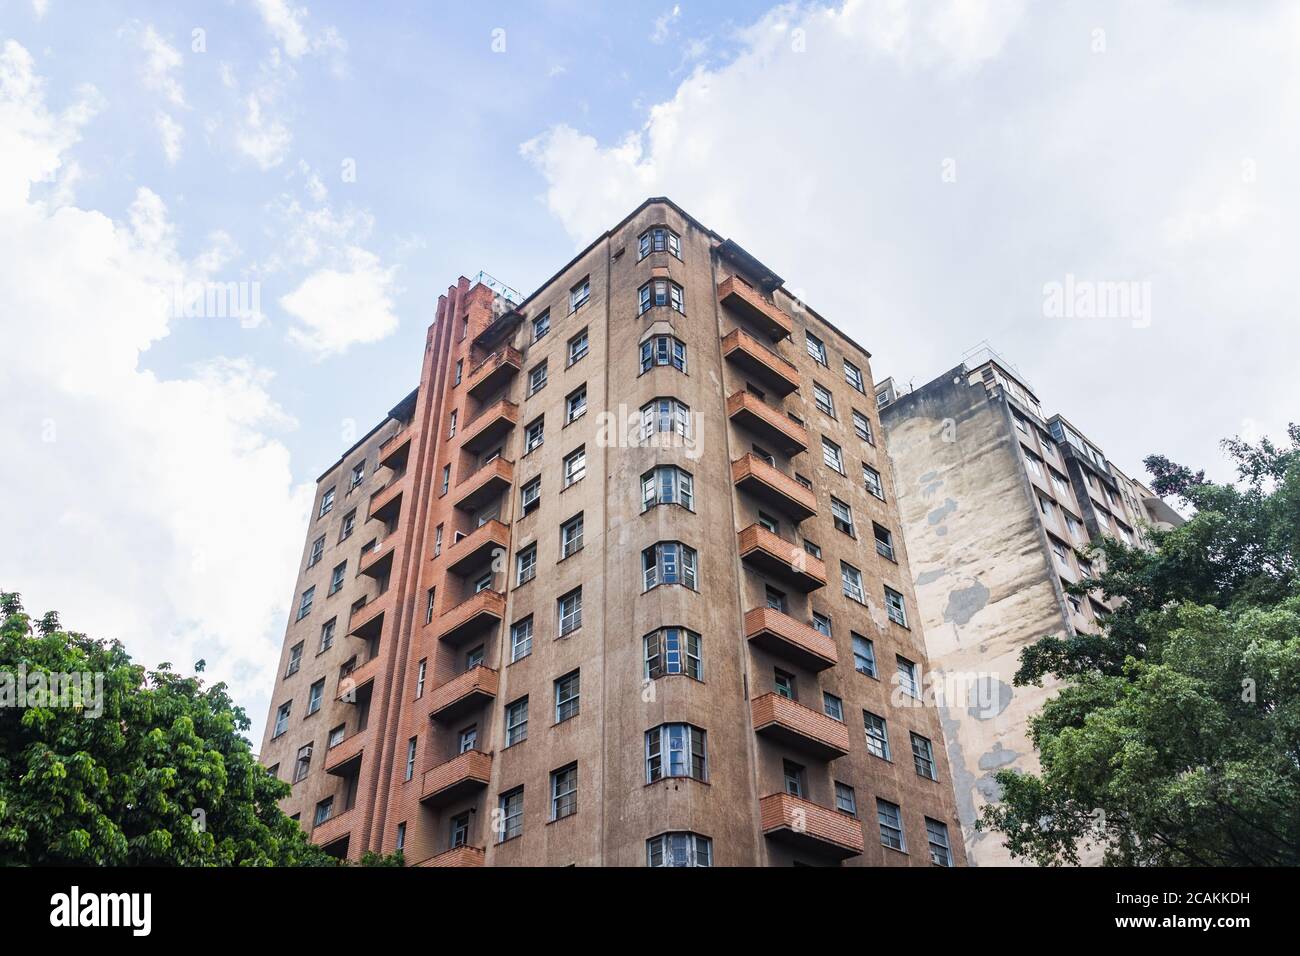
[2,0,1297,745]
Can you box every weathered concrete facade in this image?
[259,198,966,867]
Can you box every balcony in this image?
[732,454,817,522]
[358,537,396,579]
[446,520,510,576]
[428,666,499,722]
[718,275,793,341]
[311,807,354,850]
[368,473,406,525]
[453,458,514,512]
[460,399,518,453]
[378,423,413,471]
[336,653,381,702]
[722,328,799,396]
[738,524,827,592]
[420,750,493,806]
[436,589,506,646]
[324,729,366,776]
[760,792,864,860]
[726,391,808,455]
[416,845,486,867]
[751,692,851,760]
[347,590,391,641]
[744,607,837,671]
[466,346,523,400]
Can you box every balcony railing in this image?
[415,845,486,867]
[726,391,808,455]
[324,729,366,775]
[310,806,355,849]
[718,275,793,341]
[466,346,523,400]
[460,399,518,452]
[446,520,511,576]
[420,750,493,806]
[336,654,381,702]
[722,328,799,396]
[453,458,514,512]
[358,536,396,579]
[427,665,499,722]
[368,473,406,525]
[760,792,864,860]
[378,423,413,471]
[731,454,817,521]
[347,590,391,640]
[743,606,837,671]
[738,524,827,592]
[751,692,851,759]
[436,589,506,645]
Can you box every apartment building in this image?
[258,198,965,867]
[876,349,1182,866]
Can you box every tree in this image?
[0,593,337,866]
[981,426,1300,865]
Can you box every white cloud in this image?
[124,22,187,107]
[522,0,1300,482]
[652,4,682,43]
[251,0,347,61]
[280,246,399,358]
[32,0,49,19]
[0,42,310,743]
[235,91,292,169]
[156,110,183,163]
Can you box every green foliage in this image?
[0,594,337,866]
[981,426,1300,866]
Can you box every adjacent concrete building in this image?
[258,198,966,867]
[876,348,1181,866]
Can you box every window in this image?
[527,361,548,397]
[1064,511,1084,540]
[803,539,822,559]
[812,611,832,636]
[638,226,681,259]
[912,732,937,780]
[449,812,470,848]
[329,561,346,595]
[516,544,537,586]
[395,822,406,852]
[498,786,524,842]
[853,410,874,444]
[286,642,303,677]
[1024,449,1045,479]
[1050,537,1070,567]
[296,586,315,620]
[521,477,541,516]
[505,697,528,746]
[434,525,443,557]
[319,486,335,518]
[563,446,586,487]
[415,659,427,698]
[841,563,865,603]
[566,327,590,366]
[466,645,484,670]
[873,523,895,561]
[806,331,827,365]
[766,586,787,612]
[830,496,854,536]
[864,710,890,760]
[642,541,698,590]
[640,397,691,440]
[835,782,858,818]
[565,385,587,424]
[459,725,478,754]
[532,310,550,342]
[637,279,685,315]
[569,277,590,312]
[645,724,707,782]
[813,383,835,417]
[319,618,336,653]
[554,670,580,723]
[339,509,356,541]
[852,633,877,677]
[349,460,365,490]
[294,743,312,782]
[551,763,578,820]
[844,360,865,393]
[560,513,584,558]
[863,463,885,499]
[454,359,462,385]
[877,799,906,851]
[885,587,909,627]
[1051,470,1072,497]
[823,692,844,722]
[783,760,805,797]
[313,796,333,826]
[273,702,291,738]
[643,627,702,680]
[307,535,325,568]
[448,409,458,438]
[758,512,778,534]
[558,588,582,635]
[328,725,345,748]
[641,465,693,510]
[307,678,324,715]
[524,417,545,453]
[897,655,920,697]
[423,586,436,625]
[1014,414,1029,435]
[774,669,796,700]
[640,334,687,374]
[795,473,812,489]
[511,616,533,662]
[822,437,845,474]
[647,832,711,867]
[926,818,953,866]
[441,465,450,495]
[404,736,417,781]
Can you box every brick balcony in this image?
[427,665,499,722]
[415,845,486,867]
[751,692,851,760]
[738,524,827,592]
[461,399,518,453]
[436,589,506,645]
[722,328,799,396]
[368,473,406,525]
[420,750,493,806]
[358,537,396,579]
[336,653,381,702]
[445,519,511,576]
[347,589,391,641]
[324,729,366,775]
[731,454,817,521]
[466,346,522,400]
[760,792,864,860]
[378,423,412,470]
[310,806,354,849]
[453,458,514,512]
[726,391,808,455]
[744,606,837,671]
[718,275,792,341]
